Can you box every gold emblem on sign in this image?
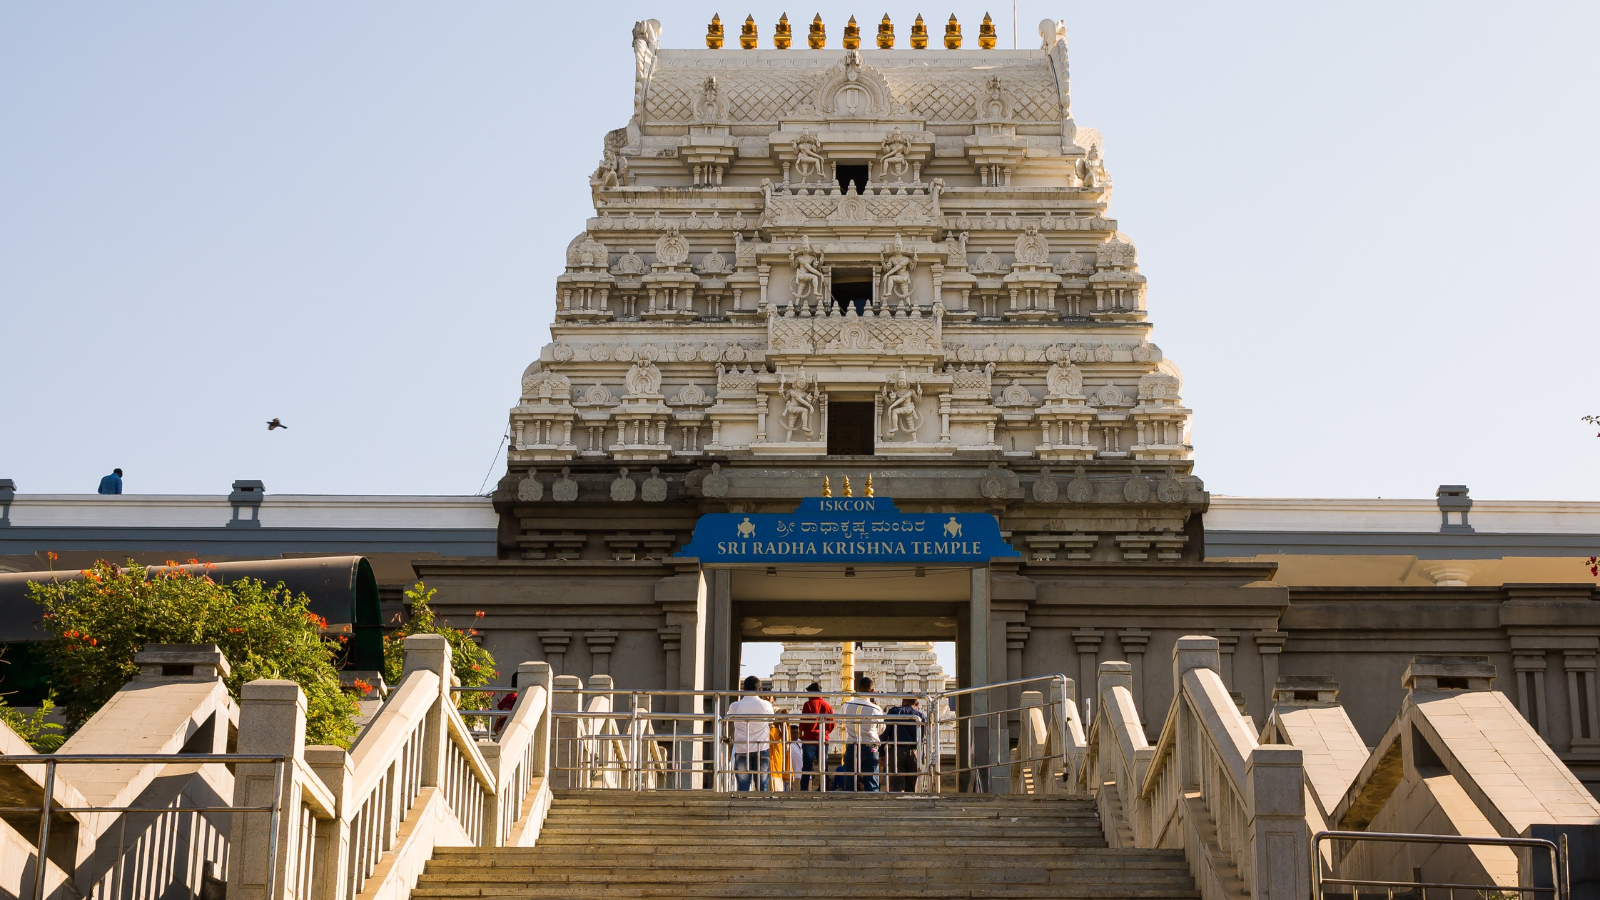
[738,517,756,538]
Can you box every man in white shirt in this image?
[726,675,774,791]
[836,675,885,792]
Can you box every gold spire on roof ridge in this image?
[843,475,853,497]
[910,14,927,49]
[740,14,758,49]
[978,12,997,49]
[944,14,962,49]
[876,13,894,49]
[822,476,832,498]
[774,12,792,49]
[865,474,875,497]
[808,13,826,49]
[706,14,724,49]
[842,15,860,50]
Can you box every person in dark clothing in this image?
[883,696,927,792]
[798,681,834,791]
[97,468,123,495]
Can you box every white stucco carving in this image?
[510,20,1191,464]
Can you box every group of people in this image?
[725,674,927,792]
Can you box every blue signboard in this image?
[677,496,1020,564]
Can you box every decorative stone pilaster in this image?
[1118,628,1150,717]
[1215,629,1239,687]
[1253,630,1287,717]
[1072,629,1104,719]
[538,630,573,676]
[585,630,619,676]
[1514,652,1550,738]
[1563,652,1600,752]
[657,626,682,693]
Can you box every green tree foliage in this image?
[0,697,65,752]
[382,583,497,714]
[28,561,360,747]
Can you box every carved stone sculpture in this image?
[552,468,579,502]
[792,129,825,180]
[880,235,917,301]
[979,462,1008,499]
[702,462,730,498]
[1032,467,1059,503]
[517,472,543,502]
[1066,466,1093,503]
[879,127,911,180]
[642,467,668,502]
[1123,466,1151,504]
[789,237,825,300]
[611,468,637,502]
[778,369,817,440]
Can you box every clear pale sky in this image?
[4,3,1596,500]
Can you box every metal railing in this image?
[1312,831,1571,900]
[0,753,286,900]
[549,674,1071,794]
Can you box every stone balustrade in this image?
[1081,635,1310,900]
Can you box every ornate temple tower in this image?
[499,16,1204,565]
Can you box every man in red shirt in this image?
[798,682,834,791]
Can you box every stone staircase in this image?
[414,790,1200,899]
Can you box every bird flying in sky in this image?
[267,418,287,430]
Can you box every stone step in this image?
[418,867,1195,885]
[550,794,1090,803]
[550,810,1100,816]
[524,832,1113,845]
[426,852,1186,869]
[551,796,1092,806]
[431,851,1183,868]
[531,826,1107,839]
[409,877,1203,890]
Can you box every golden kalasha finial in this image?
[842,16,860,50]
[979,12,997,49]
[808,13,825,49]
[843,475,853,497]
[740,15,758,49]
[865,474,875,497]
[876,13,894,49]
[706,14,724,49]
[774,13,792,49]
[944,14,962,49]
[822,476,832,498]
[910,15,928,49]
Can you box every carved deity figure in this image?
[880,234,918,301]
[792,130,825,180]
[882,369,924,438]
[790,237,825,300]
[592,148,627,190]
[1076,143,1108,188]
[879,127,911,180]
[777,370,817,440]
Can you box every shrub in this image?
[29,561,360,747]
[382,582,497,714]
[0,696,66,752]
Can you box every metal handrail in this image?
[0,753,287,900]
[546,675,1071,794]
[1311,830,1571,900]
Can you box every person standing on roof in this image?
[97,468,123,494]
